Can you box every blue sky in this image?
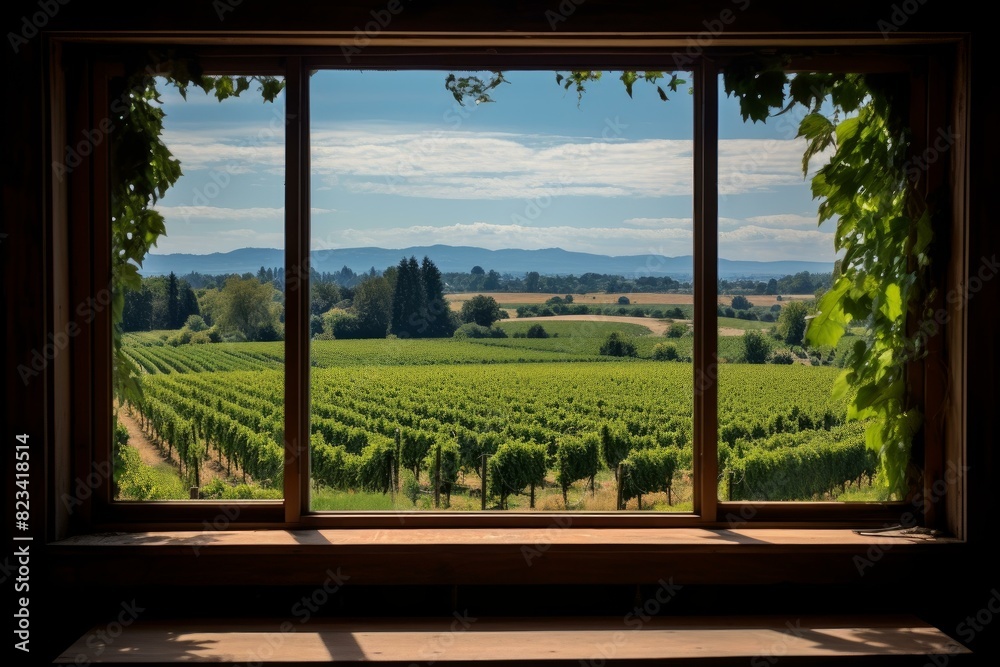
[150,71,836,263]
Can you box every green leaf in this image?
[620,71,637,98]
[849,383,881,419]
[197,76,214,95]
[831,369,853,400]
[835,116,860,145]
[865,422,883,453]
[260,78,285,102]
[797,113,836,174]
[656,86,668,101]
[880,282,903,321]
[806,279,850,347]
[214,76,234,101]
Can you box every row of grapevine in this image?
[724,424,876,500]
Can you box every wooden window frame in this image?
[53,35,968,536]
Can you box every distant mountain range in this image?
[139,245,832,280]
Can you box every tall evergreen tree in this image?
[386,257,424,338]
[420,256,455,338]
[180,283,200,323]
[167,272,180,328]
[390,256,426,337]
[122,285,153,332]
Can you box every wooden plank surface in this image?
[51,527,951,550]
[54,616,969,664]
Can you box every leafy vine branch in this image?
[110,56,935,500]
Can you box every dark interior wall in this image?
[0,0,982,33]
[2,0,995,664]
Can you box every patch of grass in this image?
[115,447,190,501]
[311,488,409,511]
[832,484,888,502]
[717,317,773,330]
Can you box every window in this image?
[57,42,964,531]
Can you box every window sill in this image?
[55,615,969,664]
[47,528,962,586]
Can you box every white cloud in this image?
[316,128,819,200]
[622,217,692,229]
[159,123,824,202]
[152,206,333,222]
[160,129,284,173]
[744,213,822,229]
[154,206,279,221]
[719,225,835,262]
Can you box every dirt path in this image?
[518,314,748,337]
[117,407,232,486]
[118,408,172,469]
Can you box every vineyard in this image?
[118,328,878,509]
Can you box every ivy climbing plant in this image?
[722,63,932,500]
[447,61,934,500]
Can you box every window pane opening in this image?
[113,73,287,502]
[307,69,697,512]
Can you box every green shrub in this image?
[731,295,753,310]
[168,330,193,346]
[770,349,795,364]
[184,314,207,332]
[401,469,420,505]
[599,332,637,357]
[221,330,247,343]
[526,324,549,338]
[742,330,771,364]
[453,323,507,339]
[667,322,688,338]
[652,343,679,361]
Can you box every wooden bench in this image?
[55,615,970,665]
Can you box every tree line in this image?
[124,256,512,343]
[442,268,687,295]
[122,272,200,331]
[718,271,832,296]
